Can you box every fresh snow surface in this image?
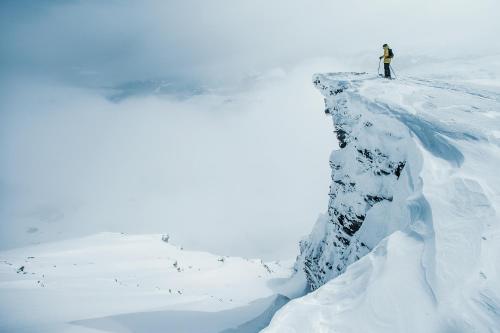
[263,70,500,332]
[0,233,295,332]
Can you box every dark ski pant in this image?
[384,63,391,78]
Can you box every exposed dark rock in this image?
[296,73,409,290]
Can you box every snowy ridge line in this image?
[295,72,427,291]
[405,76,500,102]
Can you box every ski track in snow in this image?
[263,72,500,333]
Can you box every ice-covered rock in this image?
[297,73,418,290]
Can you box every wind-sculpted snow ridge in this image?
[264,72,500,332]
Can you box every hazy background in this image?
[1,0,499,260]
[2,0,500,84]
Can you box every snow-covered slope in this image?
[0,233,293,333]
[264,72,500,332]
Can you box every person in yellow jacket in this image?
[379,44,393,78]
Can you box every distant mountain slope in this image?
[264,72,500,332]
[0,233,293,332]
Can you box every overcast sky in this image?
[1,0,499,260]
[2,0,499,85]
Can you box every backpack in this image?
[388,48,394,58]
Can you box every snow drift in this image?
[264,72,500,332]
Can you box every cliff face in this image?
[297,73,418,290]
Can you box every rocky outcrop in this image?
[297,73,415,290]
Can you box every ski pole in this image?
[390,64,397,79]
[377,59,381,76]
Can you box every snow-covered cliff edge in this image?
[264,72,500,332]
[297,73,418,290]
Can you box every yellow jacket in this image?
[382,46,392,64]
